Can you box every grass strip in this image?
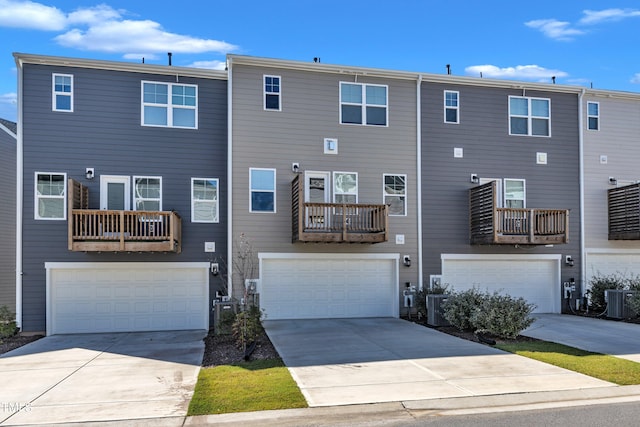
[188,358,307,415]
[496,340,640,385]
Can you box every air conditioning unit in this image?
[607,290,638,319]
[427,294,450,327]
[213,301,238,335]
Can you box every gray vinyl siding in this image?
[0,125,16,313]
[421,83,582,289]
[21,63,227,332]
[231,62,419,297]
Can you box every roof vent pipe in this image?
[552,76,556,84]
[168,52,172,66]
[446,64,451,75]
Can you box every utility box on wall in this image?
[427,294,450,327]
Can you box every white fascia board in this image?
[44,262,211,270]
[585,248,640,255]
[0,122,16,139]
[258,252,400,261]
[441,253,562,261]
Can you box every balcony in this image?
[470,182,569,245]
[67,179,181,253]
[291,175,388,243]
[609,183,640,240]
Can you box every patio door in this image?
[100,175,130,210]
[305,172,330,227]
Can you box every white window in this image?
[384,174,407,216]
[142,81,197,129]
[133,176,162,211]
[588,101,599,131]
[52,74,73,112]
[504,179,526,208]
[264,75,281,111]
[250,168,276,212]
[192,178,219,223]
[444,90,459,124]
[333,172,358,204]
[35,172,66,220]
[340,82,388,126]
[509,96,550,137]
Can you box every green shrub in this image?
[442,287,488,331]
[232,305,264,350]
[588,273,625,312]
[0,305,18,340]
[471,292,536,339]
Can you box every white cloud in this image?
[0,0,66,31]
[0,92,17,104]
[188,60,227,70]
[123,53,159,61]
[67,4,123,26]
[580,8,640,25]
[631,74,640,84]
[465,64,568,82]
[525,19,584,41]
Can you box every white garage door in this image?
[586,251,640,285]
[441,255,561,313]
[259,254,398,320]
[46,262,209,335]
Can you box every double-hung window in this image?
[52,74,73,112]
[384,174,407,216]
[333,172,358,204]
[444,90,459,124]
[35,172,67,220]
[250,168,276,212]
[587,101,599,130]
[133,176,162,211]
[264,75,281,110]
[340,82,388,126]
[504,179,526,208]
[142,81,197,128]
[191,178,219,222]
[509,96,550,136]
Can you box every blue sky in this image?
[2,0,640,122]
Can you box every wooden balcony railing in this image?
[291,175,388,243]
[609,183,640,240]
[470,182,569,245]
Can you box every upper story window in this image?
[264,75,281,111]
[504,179,526,208]
[250,168,276,213]
[191,178,219,223]
[52,74,73,112]
[587,101,599,131]
[142,81,197,129]
[333,172,358,203]
[133,176,162,211]
[509,96,550,137]
[384,174,407,216]
[35,172,67,220]
[444,90,459,124]
[340,82,388,126]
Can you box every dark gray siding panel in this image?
[0,127,16,312]
[21,64,227,331]
[421,83,581,288]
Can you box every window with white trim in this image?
[333,172,358,204]
[52,74,73,112]
[142,81,197,128]
[35,172,67,220]
[250,168,276,212]
[509,96,550,136]
[264,75,281,110]
[504,179,525,208]
[587,101,599,130]
[444,90,459,124]
[340,82,387,126]
[133,176,162,211]
[191,178,219,223]
[384,174,406,216]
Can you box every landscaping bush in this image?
[471,292,536,339]
[0,305,18,340]
[442,287,488,331]
[232,305,264,350]
[588,273,625,312]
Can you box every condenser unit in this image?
[607,290,638,319]
[427,294,450,327]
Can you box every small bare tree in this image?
[231,233,262,354]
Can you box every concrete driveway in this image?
[264,318,613,407]
[0,330,206,425]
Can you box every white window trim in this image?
[444,90,459,124]
[339,82,389,127]
[133,176,163,211]
[508,96,551,137]
[503,178,526,208]
[333,171,358,203]
[34,172,67,220]
[587,101,600,131]
[52,73,73,112]
[250,168,277,213]
[141,81,198,129]
[383,173,407,217]
[263,75,281,111]
[191,177,219,223]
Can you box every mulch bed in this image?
[201,330,280,367]
[0,335,44,356]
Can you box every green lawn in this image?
[496,340,640,385]
[187,358,307,415]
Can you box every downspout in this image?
[578,88,586,301]
[416,75,424,289]
[226,57,233,298]
[15,56,23,329]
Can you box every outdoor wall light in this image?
[470,173,479,184]
[292,162,300,173]
[565,255,574,267]
[403,255,411,267]
[85,167,94,180]
[609,177,618,185]
[211,263,219,276]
